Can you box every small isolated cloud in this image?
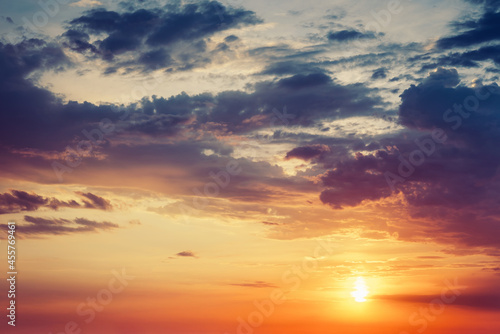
[76,192,113,210]
[1,16,14,24]
[285,144,330,161]
[229,281,277,288]
[176,251,197,258]
[371,67,387,80]
[262,221,280,226]
[129,219,142,225]
[327,29,377,42]
[70,0,103,7]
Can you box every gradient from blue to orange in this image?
[1,0,500,333]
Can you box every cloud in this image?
[0,190,52,214]
[2,4,499,258]
[229,281,277,288]
[176,251,197,258]
[0,215,119,236]
[277,72,331,89]
[1,16,14,24]
[224,35,239,43]
[421,67,460,88]
[327,29,377,42]
[129,219,142,225]
[319,152,394,209]
[192,72,382,131]
[0,190,114,214]
[76,192,113,210]
[285,144,330,161]
[427,45,500,70]
[315,68,500,251]
[70,0,103,7]
[436,10,500,49]
[371,67,387,80]
[63,1,262,72]
[0,33,382,177]
[259,61,327,76]
[374,292,500,310]
[0,190,77,214]
[262,221,280,226]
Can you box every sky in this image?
[0,0,500,333]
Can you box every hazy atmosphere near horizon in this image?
[1,0,500,333]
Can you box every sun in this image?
[351,277,369,303]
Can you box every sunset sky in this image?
[1,0,500,333]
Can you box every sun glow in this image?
[351,277,369,303]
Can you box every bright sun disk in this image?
[351,277,369,303]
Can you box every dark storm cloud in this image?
[63,1,262,72]
[327,29,377,42]
[0,215,119,236]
